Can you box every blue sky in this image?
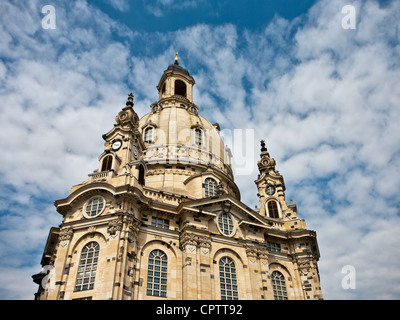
[1,0,400,300]
[93,0,318,32]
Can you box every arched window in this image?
[219,257,238,300]
[204,178,217,197]
[101,155,113,171]
[144,127,153,143]
[267,200,280,219]
[271,271,288,300]
[138,164,145,186]
[75,242,99,292]
[194,128,202,146]
[146,249,167,297]
[175,80,186,97]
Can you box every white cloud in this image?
[164,0,400,299]
[145,0,200,17]
[264,0,400,299]
[105,0,130,12]
[0,0,133,299]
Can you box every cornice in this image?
[54,182,151,215]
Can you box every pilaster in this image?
[295,255,323,300]
[180,231,198,300]
[258,248,270,300]
[109,213,141,300]
[198,236,212,299]
[245,245,262,299]
[46,226,73,300]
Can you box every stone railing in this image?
[88,170,114,180]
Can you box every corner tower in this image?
[254,140,304,228]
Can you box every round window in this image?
[84,197,105,218]
[218,212,234,236]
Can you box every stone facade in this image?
[33,57,323,300]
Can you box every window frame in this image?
[219,257,239,300]
[267,241,281,253]
[266,200,280,219]
[271,271,288,300]
[194,128,202,146]
[138,164,145,185]
[74,242,100,292]
[146,249,168,298]
[204,177,217,197]
[151,217,169,230]
[83,196,105,218]
[101,155,113,172]
[144,127,153,144]
[217,212,235,237]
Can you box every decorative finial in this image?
[126,93,134,106]
[260,140,267,152]
[174,52,179,65]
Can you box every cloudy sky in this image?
[0,0,399,300]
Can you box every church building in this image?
[33,55,323,300]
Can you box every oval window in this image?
[218,212,234,236]
[84,197,105,218]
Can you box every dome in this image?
[139,106,229,170]
[136,60,239,200]
[166,63,190,76]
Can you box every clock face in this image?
[262,159,269,166]
[112,140,122,151]
[266,185,275,195]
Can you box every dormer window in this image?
[204,177,217,197]
[144,127,153,143]
[195,128,202,146]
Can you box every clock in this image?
[111,140,122,151]
[132,145,138,157]
[262,159,269,166]
[266,185,275,195]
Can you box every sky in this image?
[0,0,399,300]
